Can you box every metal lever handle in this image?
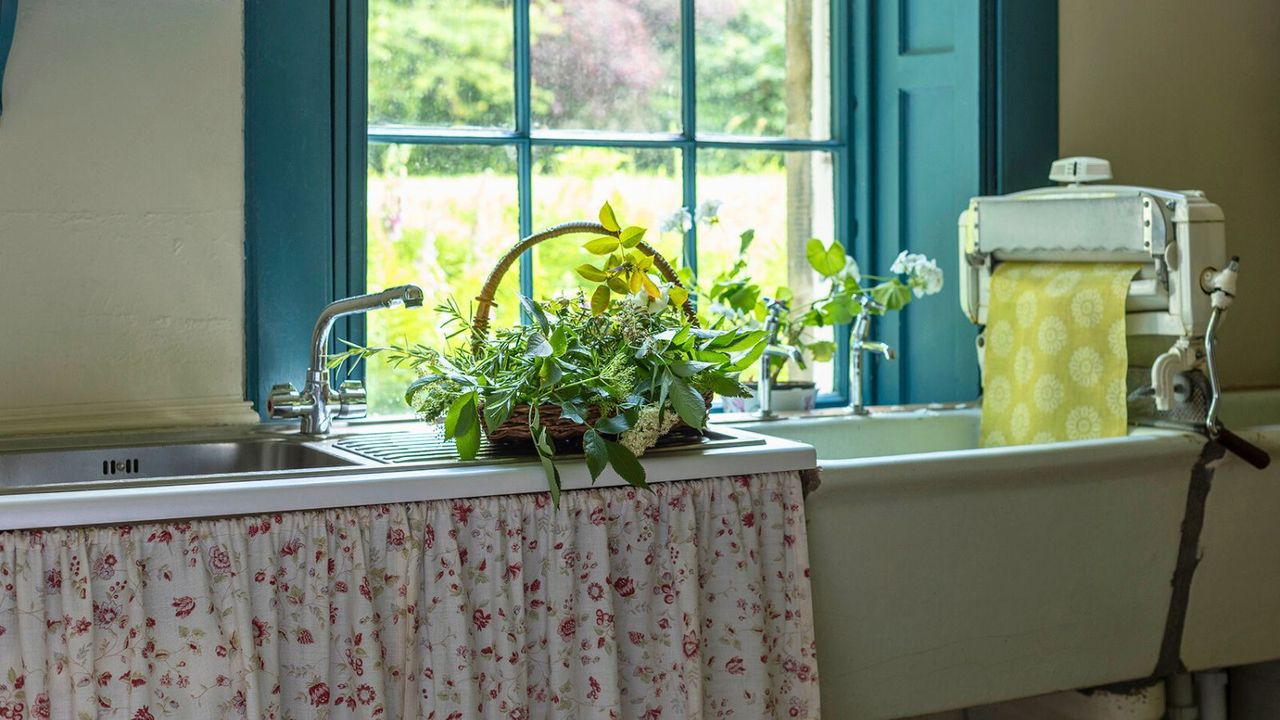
[1201,256,1270,469]
[1214,426,1271,470]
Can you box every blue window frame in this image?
[245,0,1057,418]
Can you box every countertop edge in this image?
[0,434,817,531]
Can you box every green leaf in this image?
[519,295,550,331]
[618,226,646,248]
[870,279,913,311]
[548,325,569,356]
[583,429,608,483]
[707,374,751,397]
[539,454,562,507]
[807,340,837,362]
[606,276,630,294]
[669,376,708,428]
[728,339,768,373]
[599,201,621,232]
[739,229,756,254]
[806,238,847,278]
[445,394,480,460]
[584,236,620,255]
[670,360,715,378]
[526,332,553,358]
[443,392,473,438]
[576,264,608,282]
[483,389,515,430]
[594,412,634,435]
[557,398,589,424]
[605,440,648,489]
[693,348,731,364]
[590,285,611,315]
[456,417,481,460]
[671,324,691,347]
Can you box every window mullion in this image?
[680,0,698,276]
[514,0,534,305]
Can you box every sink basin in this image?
[0,439,359,493]
[721,408,982,461]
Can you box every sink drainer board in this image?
[332,427,761,465]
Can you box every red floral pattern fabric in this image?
[0,471,817,718]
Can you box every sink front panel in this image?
[0,440,358,492]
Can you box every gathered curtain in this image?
[0,471,818,719]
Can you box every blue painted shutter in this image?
[867,0,982,404]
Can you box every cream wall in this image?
[0,1,1273,438]
[0,0,255,434]
[1060,0,1280,389]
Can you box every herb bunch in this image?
[335,203,764,505]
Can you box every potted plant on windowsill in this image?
[333,202,764,504]
[705,230,944,413]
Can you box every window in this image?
[244,1,1057,416]
[363,0,847,414]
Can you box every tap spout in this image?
[308,285,424,383]
[269,284,424,436]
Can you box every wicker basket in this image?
[471,220,705,448]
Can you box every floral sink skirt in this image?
[0,471,818,719]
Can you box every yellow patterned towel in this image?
[980,262,1140,447]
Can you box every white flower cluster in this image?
[623,281,675,315]
[659,199,724,233]
[619,403,682,456]
[890,250,944,297]
[659,208,692,234]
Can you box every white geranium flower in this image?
[891,251,943,297]
[659,207,693,234]
[840,255,862,284]
[911,260,944,297]
[694,198,723,226]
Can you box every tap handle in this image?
[336,380,367,420]
[267,383,312,418]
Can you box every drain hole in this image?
[102,459,141,475]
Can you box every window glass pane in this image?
[696,0,832,139]
[369,0,515,129]
[697,149,837,391]
[366,144,522,415]
[530,0,681,133]
[530,146,684,300]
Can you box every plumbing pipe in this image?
[1168,673,1200,720]
[1196,670,1228,720]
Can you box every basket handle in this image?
[472,220,698,349]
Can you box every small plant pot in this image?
[720,381,818,414]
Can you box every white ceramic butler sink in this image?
[715,400,1280,720]
[715,394,1280,719]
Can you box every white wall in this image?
[1060,0,1280,390]
[0,0,254,434]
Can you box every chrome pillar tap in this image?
[268,285,425,435]
[756,298,804,420]
[850,295,896,415]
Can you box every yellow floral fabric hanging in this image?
[980,262,1140,447]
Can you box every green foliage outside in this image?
[364,0,825,415]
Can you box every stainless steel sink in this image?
[0,439,360,493]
